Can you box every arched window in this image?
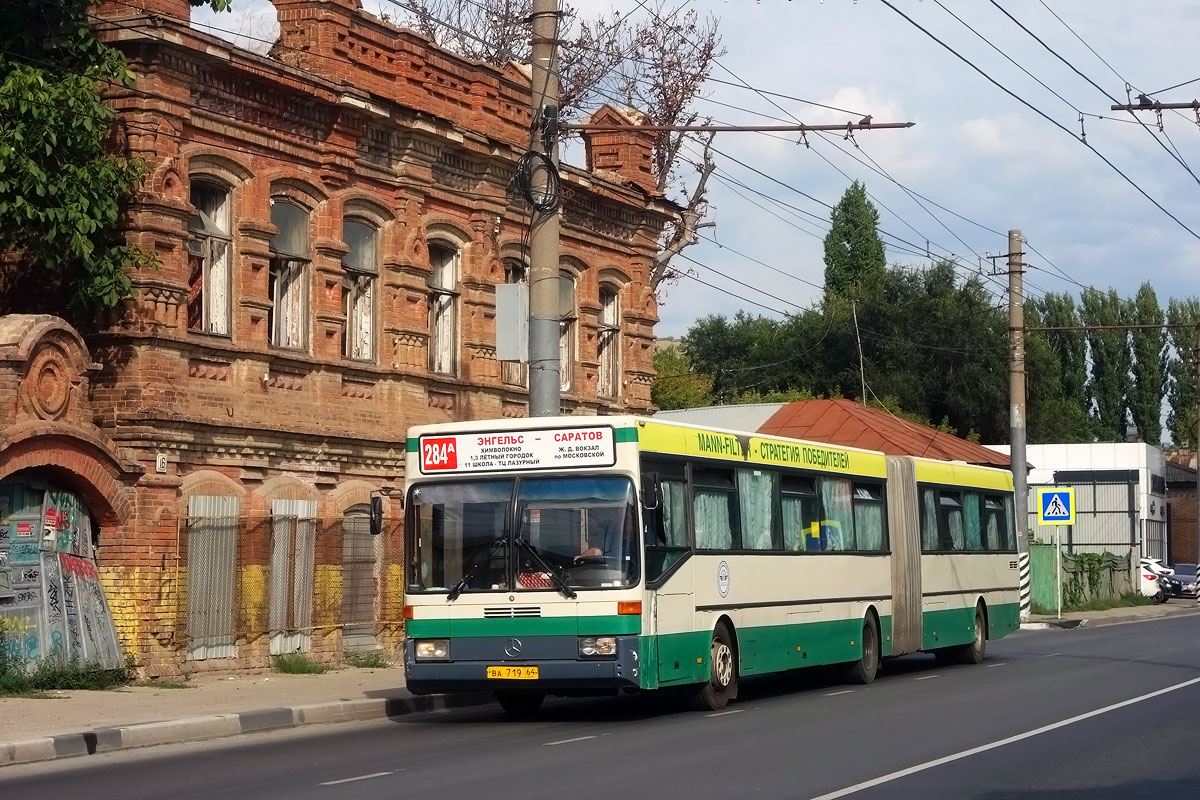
[268,198,311,350]
[187,180,232,336]
[559,271,577,392]
[342,218,377,361]
[502,259,528,387]
[598,285,620,398]
[428,241,460,375]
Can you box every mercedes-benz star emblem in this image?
[504,638,523,657]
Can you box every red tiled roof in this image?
[758,399,1011,468]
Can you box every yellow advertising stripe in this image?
[635,421,887,478]
[914,459,1013,492]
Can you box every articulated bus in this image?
[399,415,1020,714]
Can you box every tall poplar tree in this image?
[1080,288,1132,441]
[822,181,886,298]
[1127,283,1167,445]
[1167,298,1200,447]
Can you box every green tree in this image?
[1,1,228,309]
[1037,292,1088,408]
[1167,298,1200,447]
[1025,301,1095,443]
[822,181,886,298]
[1126,283,1167,445]
[651,345,713,410]
[1080,288,1131,441]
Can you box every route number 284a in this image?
[421,438,458,471]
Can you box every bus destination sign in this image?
[418,426,616,474]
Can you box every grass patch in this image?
[1033,592,1155,615]
[272,653,328,674]
[1,630,133,697]
[343,650,389,669]
[133,678,192,689]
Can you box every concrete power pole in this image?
[527,0,562,417]
[1194,330,1200,568]
[1007,230,1030,619]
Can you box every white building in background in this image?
[985,443,1167,561]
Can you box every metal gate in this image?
[1026,476,1138,557]
[186,495,239,661]
[341,507,377,650]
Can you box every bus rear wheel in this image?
[693,621,738,711]
[844,615,880,685]
[496,690,545,717]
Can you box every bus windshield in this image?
[408,475,639,594]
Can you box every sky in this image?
[190,1,1200,338]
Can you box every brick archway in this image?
[0,423,140,526]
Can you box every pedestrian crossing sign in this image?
[1037,488,1075,525]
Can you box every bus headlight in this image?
[579,636,617,657]
[415,639,450,660]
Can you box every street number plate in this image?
[487,665,539,680]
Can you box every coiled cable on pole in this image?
[515,150,562,213]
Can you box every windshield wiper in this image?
[447,538,505,601]
[515,537,577,600]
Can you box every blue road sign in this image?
[1037,488,1075,526]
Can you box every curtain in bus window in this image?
[940,494,966,551]
[963,493,983,551]
[661,480,688,547]
[853,499,885,551]
[921,489,939,551]
[819,478,855,551]
[782,494,820,551]
[1003,496,1017,549]
[693,489,732,550]
[737,469,776,550]
[984,498,1003,550]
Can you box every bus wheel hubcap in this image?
[712,640,733,688]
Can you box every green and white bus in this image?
[398,415,1020,714]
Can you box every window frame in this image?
[187,179,233,337]
[502,259,529,387]
[558,270,577,392]
[597,284,620,398]
[341,217,379,363]
[268,197,312,351]
[428,240,461,376]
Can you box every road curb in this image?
[0,691,494,768]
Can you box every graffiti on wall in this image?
[0,481,121,669]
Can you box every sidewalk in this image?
[0,664,490,768]
[1024,597,1200,630]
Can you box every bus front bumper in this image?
[404,635,642,695]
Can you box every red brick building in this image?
[0,0,671,674]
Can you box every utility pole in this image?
[1007,230,1029,564]
[1194,329,1200,569]
[527,0,562,417]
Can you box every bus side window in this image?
[692,469,735,551]
[781,475,819,552]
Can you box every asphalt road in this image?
[4,615,1200,800]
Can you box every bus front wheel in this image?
[496,690,545,717]
[694,621,738,711]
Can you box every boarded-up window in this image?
[502,260,528,387]
[429,242,459,375]
[186,495,239,661]
[559,272,576,392]
[341,505,378,650]
[597,285,620,397]
[342,218,377,361]
[269,498,316,655]
[269,199,310,350]
[187,181,232,336]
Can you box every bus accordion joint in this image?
[617,601,642,615]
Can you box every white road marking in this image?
[914,674,939,681]
[706,709,744,717]
[319,772,394,786]
[824,690,854,697]
[545,735,597,746]
[986,662,1007,668]
[809,675,1200,800]
[1044,653,1062,658]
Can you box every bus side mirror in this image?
[641,472,661,511]
[369,495,384,536]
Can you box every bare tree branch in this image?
[652,134,715,289]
